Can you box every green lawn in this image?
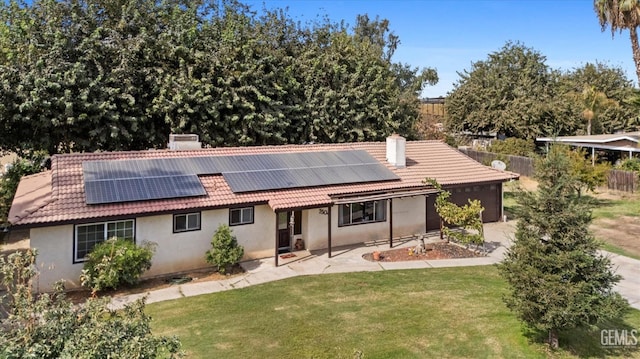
[146,266,640,358]
[503,182,640,259]
[590,196,640,220]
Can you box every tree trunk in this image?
[548,329,559,349]
[629,26,640,85]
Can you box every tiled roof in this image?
[8,141,519,227]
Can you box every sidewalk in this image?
[109,221,640,311]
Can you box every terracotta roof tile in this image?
[8,141,518,227]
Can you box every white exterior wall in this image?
[29,205,277,292]
[303,196,427,251]
[135,205,276,278]
[391,196,427,237]
[28,199,427,292]
[30,225,81,292]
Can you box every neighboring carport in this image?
[537,133,640,165]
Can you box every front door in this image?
[277,212,290,253]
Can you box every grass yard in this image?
[146,266,640,358]
[590,196,640,220]
[503,179,640,259]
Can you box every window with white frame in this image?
[174,212,201,233]
[338,200,386,226]
[75,219,135,262]
[229,207,254,226]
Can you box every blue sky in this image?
[244,0,636,98]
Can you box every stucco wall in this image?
[28,198,429,291]
[29,205,277,292]
[303,196,427,251]
[30,225,81,292]
[140,205,275,278]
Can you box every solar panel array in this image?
[82,150,399,204]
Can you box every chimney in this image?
[168,134,202,150]
[386,134,406,168]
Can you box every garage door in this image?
[426,183,502,231]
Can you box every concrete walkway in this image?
[110,221,640,310]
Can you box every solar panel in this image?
[223,163,399,193]
[83,150,399,204]
[84,174,206,205]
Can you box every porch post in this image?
[389,198,393,248]
[274,211,279,267]
[327,206,332,258]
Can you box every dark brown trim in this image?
[389,199,393,248]
[274,211,279,267]
[327,206,332,258]
[72,218,136,264]
[425,195,428,233]
[229,206,255,226]
[172,212,202,233]
[12,201,270,230]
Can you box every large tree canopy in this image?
[444,41,575,140]
[559,61,638,134]
[0,0,436,155]
[445,42,639,139]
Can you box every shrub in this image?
[487,138,535,157]
[205,224,244,274]
[617,157,640,172]
[0,249,183,359]
[80,238,155,294]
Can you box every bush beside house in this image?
[80,238,156,294]
[206,225,244,274]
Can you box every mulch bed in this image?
[362,241,481,262]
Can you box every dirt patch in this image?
[65,265,244,304]
[591,216,640,256]
[362,242,480,262]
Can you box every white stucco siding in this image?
[30,225,82,292]
[390,196,427,237]
[137,213,212,278]
[228,205,276,259]
[304,208,329,250]
[303,197,427,250]
[139,205,276,278]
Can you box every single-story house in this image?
[8,136,518,292]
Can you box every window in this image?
[338,200,386,226]
[174,212,201,233]
[230,207,254,226]
[75,219,135,262]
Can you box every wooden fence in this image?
[607,169,638,193]
[458,148,535,177]
[458,148,638,193]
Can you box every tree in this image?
[595,0,640,83]
[579,86,619,135]
[558,62,637,134]
[0,0,435,154]
[563,146,610,196]
[444,41,576,139]
[498,144,627,349]
[205,224,244,274]
[424,178,484,246]
[0,151,47,227]
[0,249,182,358]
